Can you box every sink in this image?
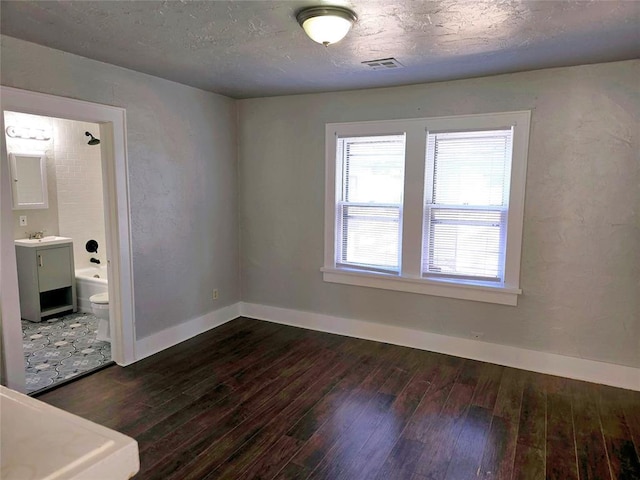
[15,236,73,247]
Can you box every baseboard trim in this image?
[77,298,92,313]
[135,303,240,361]
[239,302,640,391]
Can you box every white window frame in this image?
[322,111,531,306]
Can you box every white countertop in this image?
[0,386,139,479]
[15,236,73,247]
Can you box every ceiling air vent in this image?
[361,58,404,70]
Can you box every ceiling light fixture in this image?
[296,6,357,46]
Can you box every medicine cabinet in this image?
[9,152,49,210]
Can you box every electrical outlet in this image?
[213,289,219,300]
[471,331,484,340]
[19,215,27,226]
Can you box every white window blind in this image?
[423,129,513,282]
[336,134,405,272]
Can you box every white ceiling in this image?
[1,1,638,99]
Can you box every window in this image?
[336,135,405,273]
[323,112,530,305]
[423,130,512,282]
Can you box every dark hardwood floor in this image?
[38,317,640,479]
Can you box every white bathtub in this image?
[76,266,108,313]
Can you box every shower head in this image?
[85,131,100,145]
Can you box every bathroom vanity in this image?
[15,236,77,322]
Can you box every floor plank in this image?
[413,370,478,479]
[597,385,640,480]
[512,373,547,480]
[513,443,545,480]
[35,317,640,480]
[572,382,611,480]
[444,405,493,479]
[546,392,579,480]
[478,367,525,479]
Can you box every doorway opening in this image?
[6,112,115,394]
[1,87,136,393]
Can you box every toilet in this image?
[89,292,110,342]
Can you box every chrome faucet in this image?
[28,230,45,240]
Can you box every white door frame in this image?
[0,86,136,392]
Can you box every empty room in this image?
[0,1,638,479]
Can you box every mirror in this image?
[9,152,49,210]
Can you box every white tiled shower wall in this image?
[53,118,106,270]
[8,111,106,269]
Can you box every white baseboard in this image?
[239,302,640,391]
[135,303,240,361]
[129,301,639,391]
[77,298,92,313]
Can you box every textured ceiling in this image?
[1,1,639,99]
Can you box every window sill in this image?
[321,267,521,306]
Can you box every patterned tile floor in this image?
[22,312,111,394]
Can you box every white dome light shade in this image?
[301,15,353,45]
[296,7,357,46]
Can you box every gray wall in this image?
[238,60,639,368]
[2,34,637,369]
[1,35,240,339]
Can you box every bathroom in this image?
[5,110,112,394]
